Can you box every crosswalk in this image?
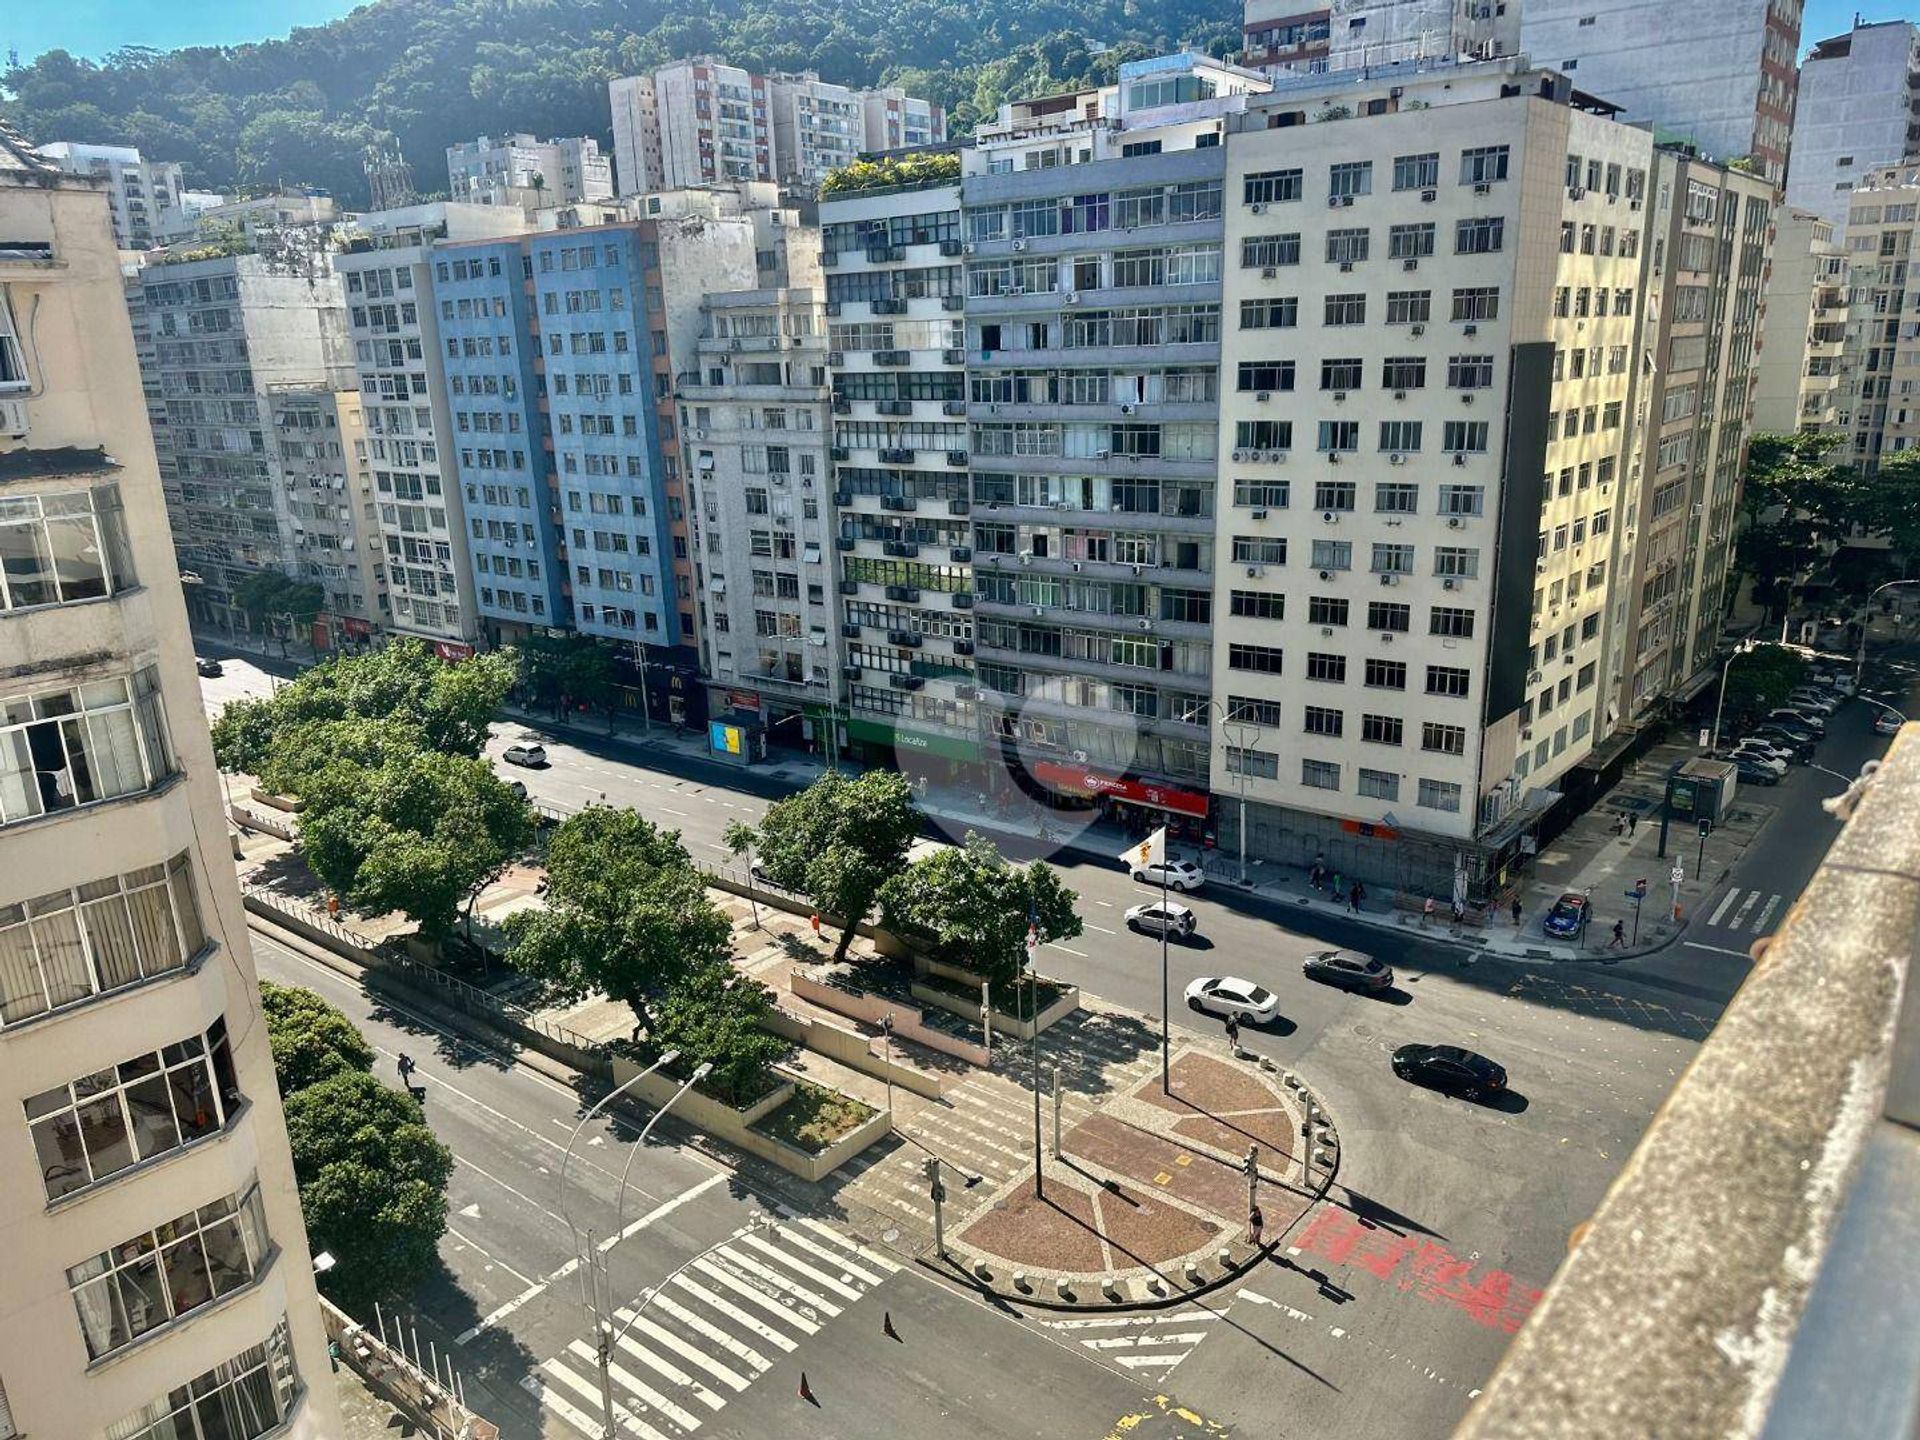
[1039,1306,1222,1374]
[523,1216,900,1439]
[1703,886,1785,936]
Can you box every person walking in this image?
[1348,881,1363,914]
[1330,870,1343,901]
[1510,896,1523,928]
[1609,918,1627,949]
[1248,1204,1265,1247]
[1627,813,1639,837]
[397,1053,416,1086]
[1224,1012,1241,1054]
[1422,895,1435,928]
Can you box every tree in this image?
[515,633,615,716]
[878,832,1083,987]
[725,771,920,962]
[210,638,516,779]
[283,1070,453,1311]
[261,981,374,1095]
[647,961,793,1105]
[299,736,533,939]
[231,570,325,649]
[1723,646,1809,728]
[1852,451,1920,570]
[503,806,732,1032]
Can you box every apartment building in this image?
[1837,161,1920,471]
[1753,208,1851,433]
[610,60,776,194]
[957,55,1272,816]
[445,133,615,209]
[681,288,842,747]
[1242,0,1332,74]
[0,128,337,1440]
[1786,20,1920,233]
[135,243,353,633]
[334,202,531,652]
[819,179,978,768]
[32,141,185,249]
[768,74,865,185]
[1519,0,1801,181]
[858,88,947,153]
[1212,62,1654,892]
[1614,153,1773,724]
[265,384,389,641]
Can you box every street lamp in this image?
[1189,698,1265,884]
[1708,639,1761,752]
[1856,579,1920,686]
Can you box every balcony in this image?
[1456,731,1920,1440]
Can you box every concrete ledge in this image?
[907,975,1081,1041]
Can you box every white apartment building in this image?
[768,74,865,185]
[820,179,979,768]
[265,385,389,639]
[1785,20,1920,233]
[0,127,337,1440]
[1242,0,1333,73]
[334,202,531,651]
[1323,0,1518,70]
[1752,208,1851,433]
[1837,160,1920,470]
[1614,153,1774,724]
[681,289,843,746]
[1519,0,1801,180]
[135,245,354,634]
[610,60,776,195]
[1212,62,1654,892]
[445,133,614,208]
[32,142,185,249]
[857,89,947,152]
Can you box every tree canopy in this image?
[819,151,959,196]
[648,960,793,1104]
[517,632,616,715]
[878,832,1083,986]
[231,569,324,639]
[261,980,375,1095]
[1,5,1235,205]
[725,770,920,962]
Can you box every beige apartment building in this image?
[0,129,337,1438]
[1752,208,1851,434]
[1838,160,1920,471]
[266,384,390,642]
[1212,61,1653,893]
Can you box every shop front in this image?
[843,715,985,782]
[1027,760,1214,843]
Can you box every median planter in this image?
[790,968,991,1066]
[909,957,1080,1040]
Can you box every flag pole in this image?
[1160,841,1171,1095]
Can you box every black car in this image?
[1392,1043,1507,1096]
[1732,756,1781,786]
[1749,725,1814,758]
[194,657,224,678]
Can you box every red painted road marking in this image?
[1294,1208,1542,1334]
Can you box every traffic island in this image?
[924,1046,1336,1310]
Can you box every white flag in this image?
[1118,827,1167,872]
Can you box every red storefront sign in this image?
[433,640,476,661]
[726,690,763,714]
[341,617,374,639]
[1030,762,1210,818]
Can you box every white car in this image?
[1184,975,1281,1025]
[1129,856,1205,892]
[1786,690,1839,715]
[1735,737,1795,763]
[1125,900,1197,937]
[1726,747,1786,776]
[501,741,548,767]
[1875,711,1904,735]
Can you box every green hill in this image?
[1,0,1239,204]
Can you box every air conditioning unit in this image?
[1138,619,1152,631]
[1320,626,1333,637]
[1462,393,1475,405]
[1443,577,1457,590]
[1327,197,1342,209]
[1251,202,1269,215]
[1403,258,1419,271]
[1011,238,1029,252]
[1411,324,1425,336]
[1327,452,1342,465]
[1322,511,1337,524]
[1120,403,1137,415]
[1339,261,1354,273]
[1448,516,1462,529]
[1393,390,1407,401]
[1389,453,1405,465]
[1379,573,1396,586]
[963,242,977,254]
[1263,451,1287,464]
[1250,507,1269,520]
[1420,189,1437,203]
[1463,323,1479,336]
[1474,182,1492,195]
[1569,187,1586,200]
[1232,449,1250,462]
[1453,454,1467,466]
[1256,390,1271,403]
[1246,564,1266,578]
[1261,266,1278,279]
[1333,392,1348,403]
[1065,292,1081,305]
[1341,196,1354,207]
[1318,569,1332,581]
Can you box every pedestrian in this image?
[397,1053,416,1085]
[1225,1013,1241,1053]
[1511,896,1523,927]
[1627,813,1639,837]
[1248,1204,1265,1246]
[1348,881,1363,914]
[1331,871,1343,900]
[1312,852,1326,888]
[1609,918,1627,949]
[1422,895,1435,927]
[1452,899,1465,927]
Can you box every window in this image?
[1417,778,1463,812]
[1368,601,1410,632]
[1225,696,1282,728]
[1386,290,1431,324]
[1381,357,1425,391]
[1240,297,1299,329]
[1358,768,1400,800]
[1306,652,1347,682]
[1438,484,1482,516]
[26,1019,242,1201]
[1324,293,1366,326]
[1362,714,1404,745]
[69,1183,273,1360]
[1326,229,1369,265]
[1442,421,1489,454]
[1460,146,1510,185]
[1375,481,1418,514]
[1223,746,1280,780]
[0,486,136,612]
[1229,643,1285,674]
[1230,590,1284,620]
[0,670,174,827]
[1371,543,1413,575]
[1237,361,1296,392]
[1233,479,1291,509]
[1303,705,1344,737]
[1426,665,1471,698]
[1308,595,1350,626]
[1301,758,1341,790]
[1447,354,1495,389]
[1245,170,1303,205]
[1422,721,1467,755]
[1429,606,1475,639]
[1379,420,1423,452]
[1315,480,1355,512]
[1232,535,1288,565]
[1433,546,1479,578]
[1451,287,1500,321]
[1393,153,1440,191]
[106,1319,300,1440]
[1365,658,1407,689]
[1388,223,1435,259]
[1318,420,1359,452]
[1455,218,1504,254]
[1311,539,1351,571]
[1321,358,1363,392]
[0,852,205,1027]
[1329,162,1372,199]
[1242,234,1302,268]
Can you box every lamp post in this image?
[1708,639,1761,753]
[1188,698,1264,884]
[1856,579,1920,687]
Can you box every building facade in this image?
[1785,20,1920,234]
[1518,0,1801,180]
[858,89,948,153]
[265,384,390,641]
[1837,161,1920,471]
[0,129,337,1440]
[768,74,865,185]
[1211,62,1655,890]
[32,142,185,249]
[1752,208,1851,433]
[445,134,615,209]
[135,245,353,634]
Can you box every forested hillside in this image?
[1,0,1238,203]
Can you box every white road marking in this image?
[1083,1332,1211,1350]
[1115,1354,1185,1369]
[775,1224,891,1287]
[612,1305,750,1391]
[452,1154,569,1226]
[1729,890,1761,930]
[446,1225,536,1287]
[1047,942,1089,957]
[1751,894,1784,933]
[1684,940,1753,958]
[671,1272,801,1350]
[737,1230,863,1300]
[593,1336,715,1423]
[525,1369,619,1440]
[1706,887,1741,927]
[1083,923,1116,935]
[596,1173,726,1253]
[640,1291,771,1374]
[688,1259,819,1335]
[717,1244,842,1313]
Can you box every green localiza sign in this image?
[843,715,982,764]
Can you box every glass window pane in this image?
[0,915,48,1023]
[115,1251,169,1341]
[0,727,41,822]
[95,488,136,591]
[169,1059,220,1141]
[202,1217,252,1297]
[76,1094,134,1182]
[25,720,72,812]
[126,880,181,978]
[125,1073,181,1160]
[72,1269,133,1359]
[30,906,94,1009]
[45,512,107,602]
[33,1113,91,1197]
[0,518,54,607]
[82,893,142,990]
[167,857,205,955]
[161,1232,214,1317]
[84,708,146,800]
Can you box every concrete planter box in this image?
[911,956,1080,1040]
[248,788,304,813]
[791,970,991,1067]
[764,1008,948,1099]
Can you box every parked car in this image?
[502,778,529,800]
[501,741,548,767]
[1129,856,1205,892]
[1786,690,1840,715]
[1757,715,1819,744]
[1391,1043,1508,1097]
[1812,671,1858,696]
[1302,949,1395,992]
[194,657,224,678]
[1749,726,1815,758]
[1542,892,1590,939]
[1766,707,1826,735]
[1125,900,1197,938]
[1736,737,1797,763]
[1732,756,1781,786]
[1724,743,1787,773]
[1184,975,1281,1025]
[1875,711,1904,735]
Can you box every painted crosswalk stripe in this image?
[608,1330,726,1412]
[571,1338,704,1431]
[715,1245,843,1313]
[1115,1354,1186,1369]
[614,1305,750,1391]
[643,1291,771,1373]
[1083,1332,1211,1350]
[1050,1313,1221,1331]
[1751,893,1783,933]
[691,1258,821,1334]
[671,1273,800,1350]
[1707,886,1742,927]
[775,1224,891,1286]
[1730,890,1761,930]
[737,1231,865,1301]
[539,1357,673,1440]
[796,1218,902,1273]
[524,1372,608,1440]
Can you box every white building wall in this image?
[1753,209,1850,433]
[1785,21,1920,233]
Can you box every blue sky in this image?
[0,0,1881,65]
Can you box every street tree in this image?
[878,832,1083,988]
[299,735,533,940]
[503,805,732,1032]
[516,633,616,717]
[726,771,920,962]
[1724,647,1810,727]
[231,569,325,650]
[647,961,793,1105]
[261,981,374,1094]
[282,1070,453,1312]
[1852,451,1920,572]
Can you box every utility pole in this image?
[926,1156,947,1257]
[1029,970,1044,1199]
[1051,1063,1062,1160]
